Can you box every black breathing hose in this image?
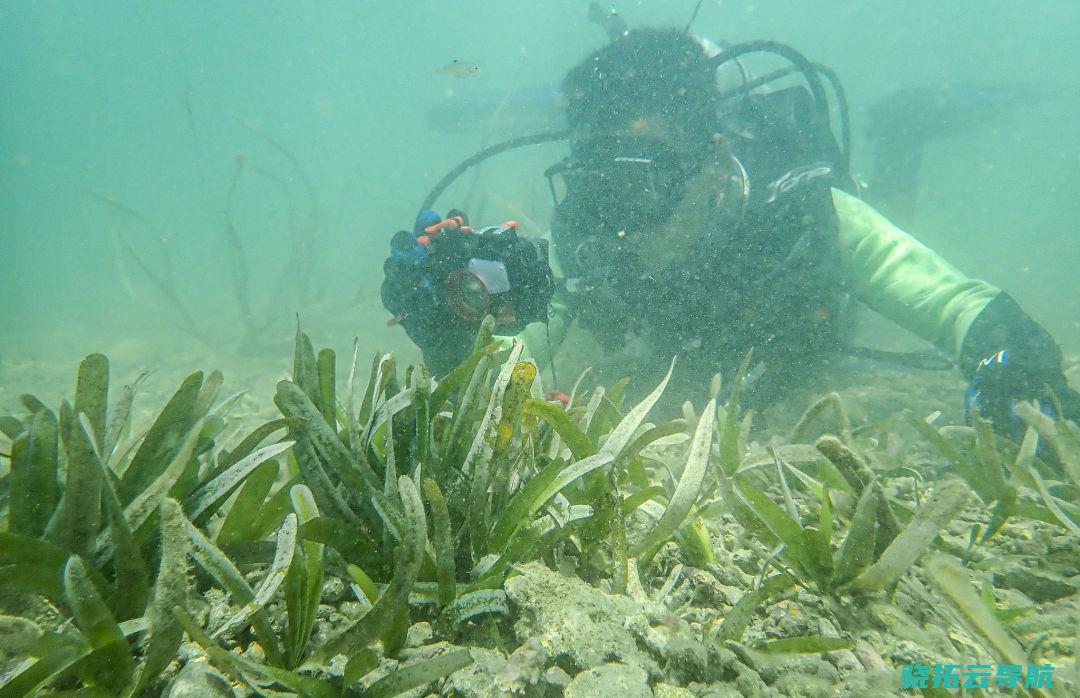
[419,41,851,214]
[417,129,570,221]
[716,62,851,167]
[811,62,852,176]
[707,40,830,121]
[710,41,850,176]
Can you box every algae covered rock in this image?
[565,662,652,698]
[494,637,548,694]
[653,682,696,698]
[993,563,1080,602]
[165,659,235,698]
[829,668,908,698]
[769,665,836,698]
[505,562,661,678]
[439,646,511,697]
[437,641,566,698]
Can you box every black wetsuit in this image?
[558,86,854,405]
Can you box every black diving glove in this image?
[961,293,1080,438]
[381,209,555,375]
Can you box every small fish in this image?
[434,60,481,79]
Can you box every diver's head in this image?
[548,29,741,274]
[562,28,720,148]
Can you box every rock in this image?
[733,665,769,696]
[308,603,358,649]
[768,656,838,691]
[495,637,548,694]
[508,562,717,684]
[832,673,907,697]
[543,665,572,692]
[166,660,235,697]
[762,600,816,640]
[851,640,888,672]
[406,621,434,648]
[635,610,709,684]
[566,663,652,698]
[824,649,862,676]
[176,641,205,665]
[772,670,833,698]
[994,565,1080,602]
[704,645,744,682]
[684,684,746,698]
[734,648,837,688]
[438,646,506,697]
[338,600,364,618]
[883,639,940,668]
[996,522,1045,557]
[202,588,232,631]
[240,641,265,664]
[1047,533,1080,575]
[321,575,347,603]
[505,563,660,678]
[653,683,695,698]
[0,615,42,659]
[670,567,738,609]
[711,645,770,695]
[729,549,761,576]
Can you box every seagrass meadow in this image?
[5,2,1080,697]
[0,318,1077,696]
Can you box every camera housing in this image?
[429,223,554,332]
[383,218,555,360]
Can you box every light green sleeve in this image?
[832,187,1000,357]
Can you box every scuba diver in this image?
[381,23,1079,437]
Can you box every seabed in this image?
[0,323,1077,697]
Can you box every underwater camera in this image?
[388,214,555,335]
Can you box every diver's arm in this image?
[831,187,1000,358]
[832,187,1079,427]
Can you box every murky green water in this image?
[3,1,1078,377]
[2,3,1078,695]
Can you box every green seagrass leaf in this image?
[317,348,336,428]
[843,479,969,594]
[133,498,190,694]
[184,440,293,524]
[119,371,204,504]
[173,607,337,698]
[832,486,877,588]
[361,648,473,698]
[63,556,135,693]
[601,357,676,458]
[523,399,596,459]
[315,475,427,661]
[423,479,457,607]
[74,353,109,453]
[633,398,716,564]
[48,403,103,558]
[8,408,59,537]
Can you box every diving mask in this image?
[544,136,696,236]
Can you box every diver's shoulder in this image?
[829,187,900,235]
[830,186,867,212]
[828,186,929,254]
